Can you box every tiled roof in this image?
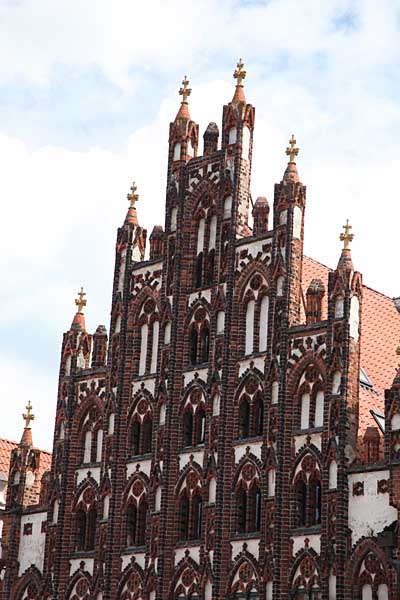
[0,438,52,502]
[302,255,400,435]
[0,438,18,480]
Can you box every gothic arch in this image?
[169,554,202,599]
[226,552,261,597]
[13,566,43,600]
[289,549,321,598]
[65,569,92,600]
[346,538,391,599]
[117,560,146,599]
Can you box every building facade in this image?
[2,62,400,600]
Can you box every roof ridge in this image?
[304,255,397,304]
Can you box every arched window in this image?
[130,420,141,456]
[189,325,198,365]
[236,486,247,534]
[141,416,153,454]
[252,394,263,437]
[295,479,307,527]
[310,477,322,525]
[183,410,194,447]
[178,492,190,541]
[293,467,322,528]
[248,484,261,532]
[128,405,153,457]
[136,499,148,545]
[191,492,203,539]
[200,325,210,363]
[235,480,261,534]
[137,298,160,376]
[238,397,250,439]
[194,408,206,445]
[87,508,97,550]
[76,509,86,551]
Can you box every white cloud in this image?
[0,0,400,450]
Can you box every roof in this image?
[0,437,52,503]
[302,255,400,436]
[0,438,17,480]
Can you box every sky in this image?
[0,0,400,450]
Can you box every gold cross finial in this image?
[286,134,299,162]
[127,181,139,208]
[339,219,354,250]
[75,286,87,313]
[23,401,35,430]
[233,58,246,87]
[179,76,191,103]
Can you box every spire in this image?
[283,134,300,183]
[337,219,354,272]
[20,401,34,446]
[175,75,192,121]
[71,286,87,331]
[125,181,139,226]
[231,58,246,104]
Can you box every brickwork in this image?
[2,69,400,600]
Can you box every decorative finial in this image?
[233,58,246,87]
[23,401,35,430]
[179,76,191,104]
[286,134,299,163]
[340,219,354,250]
[127,181,139,208]
[75,287,87,314]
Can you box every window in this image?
[128,404,153,456]
[238,397,250,439]
[137,298,159,376]
[188,311,211,366]
[75,506,97,552]
[183,395,205,448]
[189,326,198,365]
[237,382,264,439]
[76,510,86,551]
[294,472,322,528]
[235,482,261,534]
[178,487,203,541]
[126,499,148,547]
[183,411,194,447]
[295,479,307,527]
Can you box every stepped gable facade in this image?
[2,61,400,600]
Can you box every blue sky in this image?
[1,0,400,449]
